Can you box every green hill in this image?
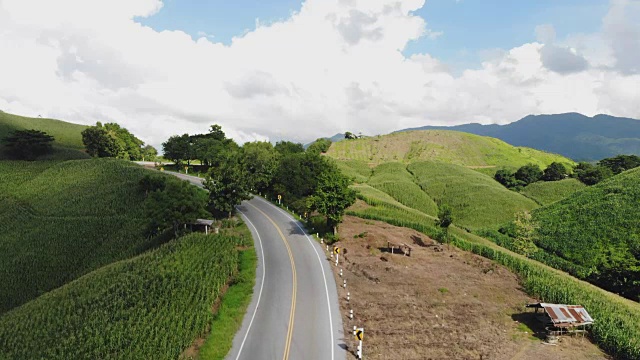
[0,232,243,359]
[408,161,539,230]
[520,178,586,206]
[0,159,166,313]
[532,168,640,300]
[0,111,89,160]
[326,130,573,172]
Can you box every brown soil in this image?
[330,216,608,360]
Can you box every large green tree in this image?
[2,129,54,160]
[306,138,332,154]
[82,126,119,158]
[144,179,209,237]
[162,134,192,165]
[598,155,640,175]
[141,145,158,162]
[515,164,543,186]
[542,162,568,181]
[241,141,279,192]
[274,141,304,156]
[205,156,251,218]
[308,165,356,235]
[574,162,613,185]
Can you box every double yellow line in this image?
[247,202,297,360]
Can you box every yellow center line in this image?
[247,202,297,360]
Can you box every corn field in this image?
[0,233,242,360]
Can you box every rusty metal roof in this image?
[527,303,594,327]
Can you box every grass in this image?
[0,111,89,160]
[198,248,257,360]
[326,130,573,168]
[347,187,640,359]
[368,162,439,217]
[0,159,178,313]
[0,233,242,360]
[407,161,539,230]
[520,178,586,205]
[333,159,371,183]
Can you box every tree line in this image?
[82,122,157,161]
[494,154,640,190]
[151,125,356,238]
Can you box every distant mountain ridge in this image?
[398,113,640,161]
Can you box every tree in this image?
[512,211,538,257]
[141,145,158,162]
[575,163,612,185]
[598,155,640,175]
[162,134,192,165]
[208,124,226,141]
[241,141,279,192]
[542,162,568,181]
[82,126,119,158]
[2,129,54,160]
[144,179,209,237]
[308,165,356,235]
[103,123,144,160]
[205,156,251,219]
[274,141,304,156]
[435,204,453,244]
[344,132,357,140]
[494,169,520,188]
[307,138,332,154]
[514,164,543,186]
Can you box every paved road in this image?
[155,169,346,360]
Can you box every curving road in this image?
[157,169,346,360]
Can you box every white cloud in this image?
[0,0,638,151]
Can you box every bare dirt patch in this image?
[330,216,608,360]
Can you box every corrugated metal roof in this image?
[527,303,594,327]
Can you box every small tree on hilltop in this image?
[308,166,356,235]
[3,129,55,160]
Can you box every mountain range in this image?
[398,113,640,161]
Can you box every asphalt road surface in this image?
[157,169,346,360]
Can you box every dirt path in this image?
[329,216,608,360]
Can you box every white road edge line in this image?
[254,197,335,360]
[234,207,266,360]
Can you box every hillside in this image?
[0,111,89,160]
[520,179,586,206]
[532,167,640,300]
[401,113,640,161]
[0,159,167,313]
[408,161,539,230]
[0,232,245,359]
[326,130,572,171]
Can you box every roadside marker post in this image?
[355,328,364,359]
[347,292,350,303]
[350,309,353,320]
[333,247,340,266]
[278,194,282,205]
[343,279,346,288]
[339,268,343,277]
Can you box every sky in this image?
[0,0,639,149]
